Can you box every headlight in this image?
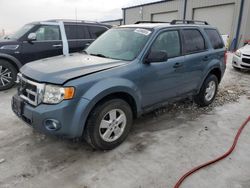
[43,85,75,104]
[235,50,242,57]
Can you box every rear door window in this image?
[77,25,90,39]
[181,29,206,54]
[205,29,224,49]
[88,26,108,39]
[65,24,90,40]
[65,25,77,40]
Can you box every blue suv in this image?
[12,20,226,150]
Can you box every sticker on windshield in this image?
[134,28,151,36]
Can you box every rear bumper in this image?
[232,55,250,69]
[11,94,90,138]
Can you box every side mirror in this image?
[145,50,168,63]
[27,33,37,42]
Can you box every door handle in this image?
[52,44,62,48]
[173,62,183,68]
[85,43,91,46]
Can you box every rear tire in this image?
[0,59,17,91]
[194,74,218,107]
[84,99,133,150]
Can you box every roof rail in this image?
[170,20,209,25]
[134,21,170,24]
[46,19,100,24]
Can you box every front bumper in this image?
[11,94,90,138]
[232,54,250,69]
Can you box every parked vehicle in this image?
[12,20,226,150]
[0,20,111,91]
[232,42,250,70]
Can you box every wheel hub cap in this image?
[205,80,216,101]
[0,65,12,87]
[99,109,127,142]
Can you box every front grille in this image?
[17,74,44,106]
[242,58,250,64]
[241,64,250,68]
[243,54,250,57]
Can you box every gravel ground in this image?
[0,53,249,188]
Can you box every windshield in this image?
[86,27,152,61]
[7,24,34,40]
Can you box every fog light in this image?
[44,119,61,131]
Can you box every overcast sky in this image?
[0,0,159,34]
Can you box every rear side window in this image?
[151,30,181,58]
[181,29,205,54]
[205,29,224,49]
[88,26,107,39]
[65,25,90,40]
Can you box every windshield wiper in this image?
[90,53,109,58]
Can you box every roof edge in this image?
[101,18,123,23]
[122,0,170,10]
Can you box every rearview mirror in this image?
[27,33,37,42]
[145,50,168,64]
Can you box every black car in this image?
[0,19,111,91]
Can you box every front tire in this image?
[0,59,17,91]
[194,74,218,107]
[84,99,133,150]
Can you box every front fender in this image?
[82,77,141,113]
[71,78,141,136]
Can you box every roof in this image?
[28,19,111,27]
[120,23,171,28]
[122,0,171,10]
[46,19,103,24]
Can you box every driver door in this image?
[20,25,63,63]
[140,30,185,108]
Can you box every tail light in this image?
[224,51,227,64]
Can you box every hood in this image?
[20,53,128,84]
[0,38,19,48]
[240,44,250,54]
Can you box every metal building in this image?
[101,19,123,26]
[120,0,250,49]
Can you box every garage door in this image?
[193,4,235,35]
[152,11,178,22]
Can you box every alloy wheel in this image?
[99,109,127,142]
[205,80,216,101]
[0,65,13,87]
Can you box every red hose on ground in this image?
[174,115,250,188]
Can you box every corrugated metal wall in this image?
[123,0,250,48]
[124,0,183,24]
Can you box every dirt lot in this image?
[0,54,249,188]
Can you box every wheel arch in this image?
[0,53,22,71]
[209,68,222,83]
[198,66,222,93]
[88,91,138,119]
